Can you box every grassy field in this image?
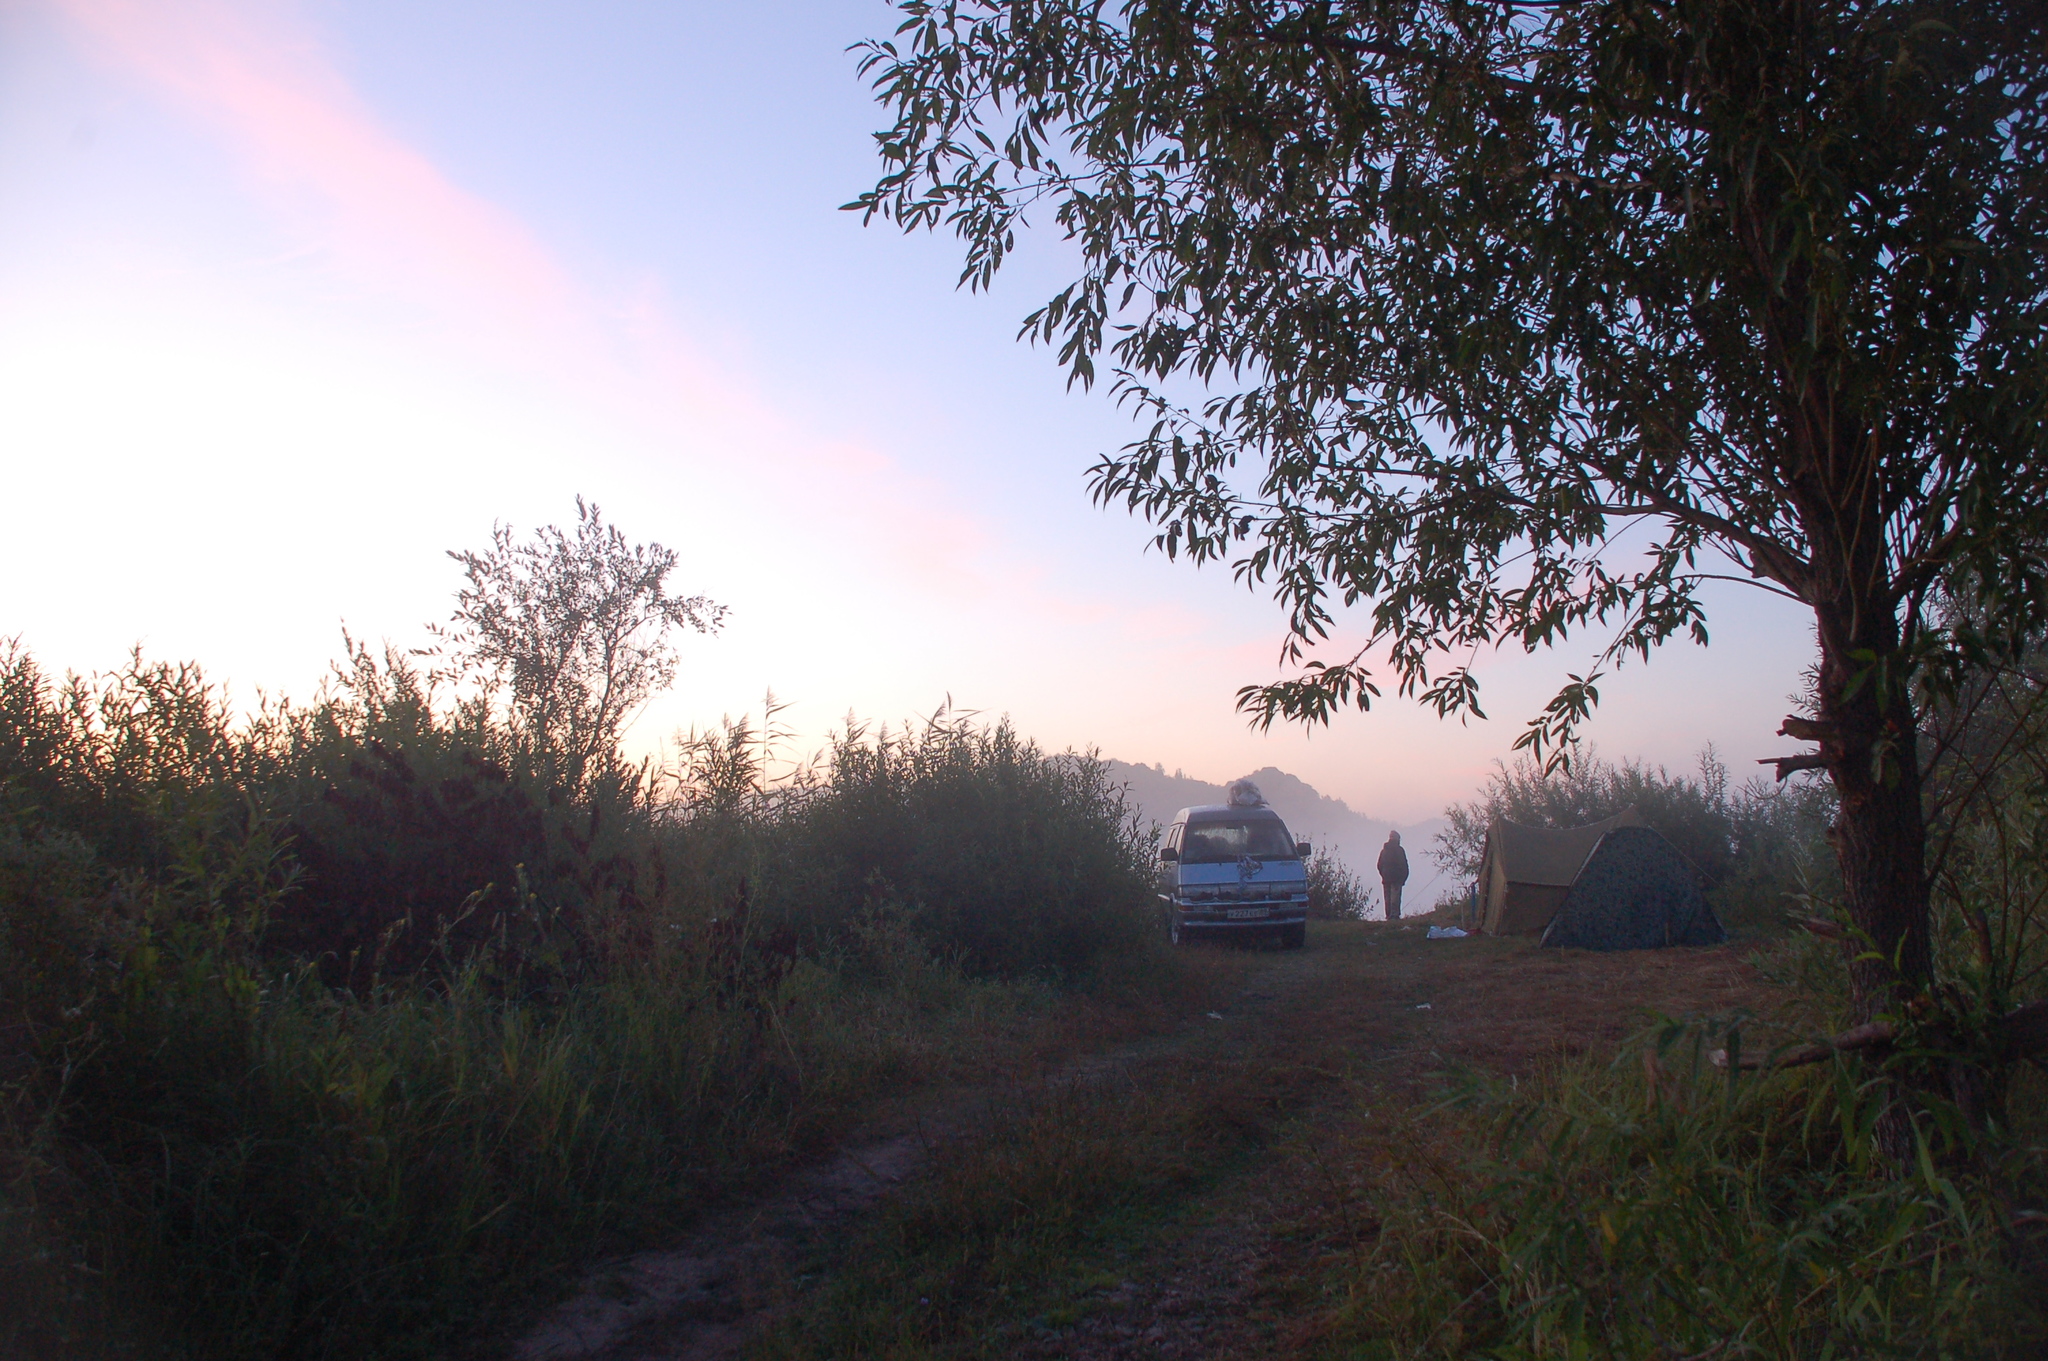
[0,644,1199,1361]
[4,941,1231,1361]
[14,881,2047,1360]
[746,921,2046,1360]
[7,635,2046,1359]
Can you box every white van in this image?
[1158,803,1311,948]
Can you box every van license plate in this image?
[1225,908,1269,920]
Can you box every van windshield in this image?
[1181,819,1297,863]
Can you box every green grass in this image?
[751,929,2048,1361]
[11,631,2047,1359]
[757,1049,2046,1361]
[0,642,1191,1359]
[753,942,1352,1360]
[4,912,1205,1360]
[1305,1034,2047,1358]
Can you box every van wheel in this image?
[1282,924,1306,950]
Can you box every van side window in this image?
[1166,823,1184,853]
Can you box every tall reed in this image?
[0,643,1171,1358]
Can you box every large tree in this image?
[853,0,2048,1033]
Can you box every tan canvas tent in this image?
[1477,808,1645,936]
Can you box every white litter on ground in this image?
[1426,925,1469,939]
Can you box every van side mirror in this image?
[1295,841,1311,858]
[1159,846,1179,862]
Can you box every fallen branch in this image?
[1713,1021,1895,1070]
[1711,999,2048,1070]
[1791,916,1843,940]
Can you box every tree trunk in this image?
[1772,381,1932,1022]
[1810,605,1935,1161]
[1812,616,1932,1016]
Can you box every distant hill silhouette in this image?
[1102,760,1452,918]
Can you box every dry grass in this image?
[1358,920,1790,1076]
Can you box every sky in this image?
[0,0,1818,826]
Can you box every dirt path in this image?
[504,941,1348,1361]
[992,926,1786,1360]
[505,923,1783,1361]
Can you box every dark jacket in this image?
[1377,841,1410,885]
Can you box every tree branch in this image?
[1758,752,1829,781]
[1237,23,1708,129]
[1591,465,1813,598]
[1778,716,1841,743]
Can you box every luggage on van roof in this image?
[1175,803,1285,823]
[1226,777,1267,808]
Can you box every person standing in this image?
[1377,830,1410,921]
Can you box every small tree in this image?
[852,1,2048,1074]
[432,498,725,788]
[1306,845,1374,919]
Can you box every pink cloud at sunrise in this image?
[54,0,591,354]
[43,0,1010,601]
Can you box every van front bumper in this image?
[1166,901,1307,935]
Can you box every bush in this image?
[762,712,1157,979]
[1432,745,1837,935]
[1305,846,1371,920]
[0,638,1171,1359]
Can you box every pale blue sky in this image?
[0,0,1815,822]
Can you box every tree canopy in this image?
[854,0,2048,1023]
[431,498,725,789]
